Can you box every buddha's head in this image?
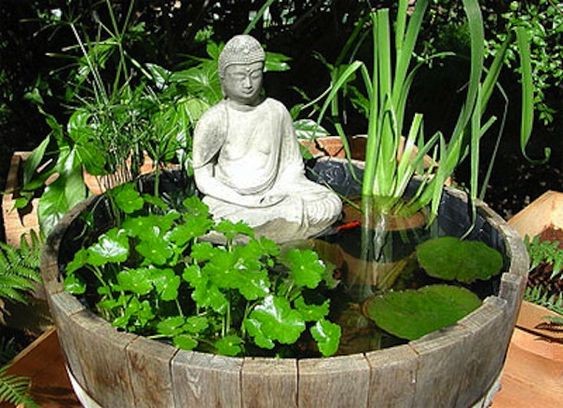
[219,35,265,106]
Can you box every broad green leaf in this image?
[174,334,198,350]
[168,217,213,246]
[282,249,325,289]
[364,284,481,340]
[142,194,168,210]
[157,316,186,336]
[23,135,50,185]
[38,148,87,235]
[150,268,181,301]
[244,317,275,349]
[294,297,330,321]
[184,316,209,334]
[113,183,144,214]
[66,248,89,274]
[190,242,216,262]
[214,335,243,356]
[88,228,130,266]
[117,268,153,295]
[264,51,291,72]
[311,319,341,357]
[64,273,86,295]
[183,264,206,287]
[135,237,172,266]
[145,63,172,88]
[192,283,228,314]
[416,237,503,283]
[248,295,306,344]
[215,219,255,240]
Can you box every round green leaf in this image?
[117,268,153,295]
[150,268,181,301]
[416,237,503,283]
[214,335,243,356]
[311,319,341,357]
[364,284,482,341]
[113,183,144,214]
[248,295,306,345]
[88,228,130,266]
[64,273,86,295]
[282,249,325,289]
[173,334,198,350]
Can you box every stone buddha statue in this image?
[192,34,342,243]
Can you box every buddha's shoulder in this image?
[198,101,227,124]
[263,98,290,115]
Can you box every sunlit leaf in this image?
[248,295,306,345]
[311,319,341,357]
[282,249,325,289]
[88,228,130,266]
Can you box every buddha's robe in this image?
[192,98,342,242]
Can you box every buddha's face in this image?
[222,61,264,106]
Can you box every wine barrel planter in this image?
[41,164,528,408]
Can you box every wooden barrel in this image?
[41,184,528,408]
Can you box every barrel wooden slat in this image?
[241,357,297,408]
[171,350,243,407]
[126,336,178,408]
[66,310,138,408]
[409,325,471,408]
[365,345,417,408]
[48,293,86,387]
[454,297,509,407]
[298,355,370,408]
[498,272,525,325]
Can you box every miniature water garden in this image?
[1,0,561,407]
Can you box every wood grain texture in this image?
[409,324,472,408]
[171,350,243,408]
[455,297,510,408]
[498,273,525,326]
[48,292,87,388]
[241,357,297,408]
[126,336,178,408]
[365,345,417,408]
[298,354,370,408]
[64,310,138,408]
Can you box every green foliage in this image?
[65,185,341,357]
[416,237,503,283]
[0,366,37,408]
[0,233,42,304]
[525,235,562,281]
[0,233,41,407]
[524,235,562,315]
[485,1,562,125]
[364,284,482,340]
[316,0,540,221]
[524,286,563,316]
[422,0,561,126]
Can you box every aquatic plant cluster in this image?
[64,183,341,357]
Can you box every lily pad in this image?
[416,237,503,283]
[364,284,481,340]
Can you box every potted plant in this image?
[508,190,562,340]
[39,1,533,407]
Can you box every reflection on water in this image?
[306,199,432,354]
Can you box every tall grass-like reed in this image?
[317,0,545,221]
